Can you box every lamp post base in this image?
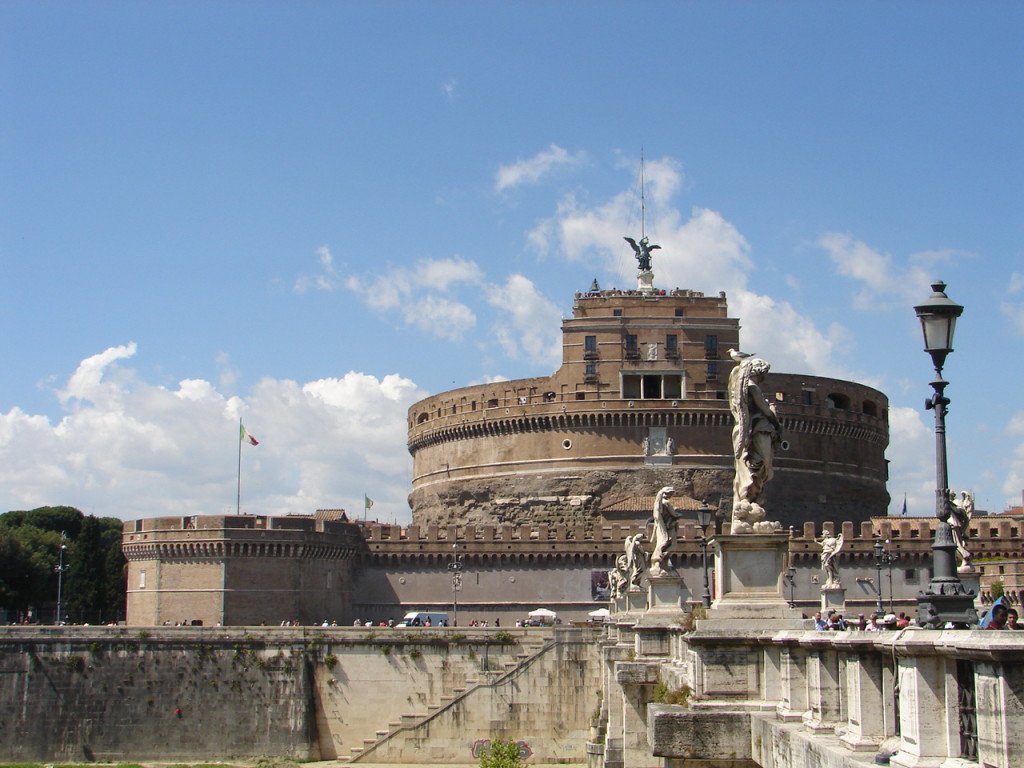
[917,587,978,628]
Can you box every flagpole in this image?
[236,418,242,516]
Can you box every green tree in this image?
[0,532,34,612]
[67,516,106,622]
[0,506,83,538]
[991,580,1005,600]
[480,738,522,768]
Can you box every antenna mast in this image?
[640,147,646,239]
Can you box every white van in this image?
[396,611,450,627]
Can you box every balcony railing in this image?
[665,348,680,359]
[583,350,599,360]
[583,374,599,384]
[624,348,640,360]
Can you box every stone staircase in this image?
[338,634,551,762]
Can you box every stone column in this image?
[890,653,951,768]
[775,635,809,721]
[802,637,842,732]
[838,643,887,751]
[975,659,1024,768]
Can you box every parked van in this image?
[396,611,450,627]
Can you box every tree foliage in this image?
[479,738,522,768]
[0,507,126,623]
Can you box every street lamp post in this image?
[872,536,897,618]
[448,544,464,627]
[695,502,714,608]
[914,281,977,627]
[54,531,68,625]
[784,567,797,608]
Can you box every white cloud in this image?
[441,78,457,100]
[817,233,961,310]
[294,245,338,293]
[1001,271,1024,335]
[885,405,940,517]
[530,159,850,377]
[486,274,562,367]
[346,257,482,340]
[0,345,426,523]
[403,295,477,341]
[495,144,585,192]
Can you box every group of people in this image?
[814,610,913,631]
[813,603,1021,631]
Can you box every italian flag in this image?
[240,423,259,446]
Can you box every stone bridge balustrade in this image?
[626,623,1024,768]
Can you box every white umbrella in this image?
[588,608,611,619]
[528,608,557,618]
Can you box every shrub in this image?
[325,653,339,669]
[380,645,392,656]
[651,679,691,707]
[479,737,522,768]
[409,647,422,660]
[493,631,514,644]
[992,580,1005,600]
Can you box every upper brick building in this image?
[407,282,890,530]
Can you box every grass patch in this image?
[651,679,691,707]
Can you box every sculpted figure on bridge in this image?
[817,531,844,589]
[624,532,649,589]
[945,490,975,571]
[728,357,783,534]
[649,486,685,577]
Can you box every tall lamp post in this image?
[914,281,977,627]
[54,531,69,625]
[872,538,896,614]
[695,502,714,608]
[448,544,464,627]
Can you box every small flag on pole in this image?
[901,493,907,516]
[364,495,374,510]
[240,423,259,446]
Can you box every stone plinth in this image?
[637,270,655,293]
[821,586,846,612]
[625,588,648,614]
[701,533,805,628]
[647,574,687,614]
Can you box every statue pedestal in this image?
[699,533,805,629]
[646,574,688,614]
[820,587,846,612]
[637,270,655,293]
[624,588,648,614]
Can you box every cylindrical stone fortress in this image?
[408,286,889,529]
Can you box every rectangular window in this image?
[625,334,639,359]
[707,362,719,382]
[642,375,662,399]
[613,308,623,317]
[575,392,586,400]
[663,375,682,399]
[665,334,678,358]
[802,389,815,406]
[585,335,597,352]
[622,375,641,399]
[704,335,718,358]
[674,308,684,317]
[139,570,146,589]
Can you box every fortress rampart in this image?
[123,512,1024,627]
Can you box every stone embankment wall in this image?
[0,625,601,764]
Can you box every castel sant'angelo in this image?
[122,243,907,628]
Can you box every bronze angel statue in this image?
[624,236,660,272]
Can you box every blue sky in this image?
[2,3,1022,524]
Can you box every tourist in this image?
[895,612,910,629]
[856,614,867,631]
[828,612,847,631]
[986,604,1009,630]
[980,596,1010,628]
[1007,608,1019,629]
[866,614,883,632]
[813,611,827,631]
